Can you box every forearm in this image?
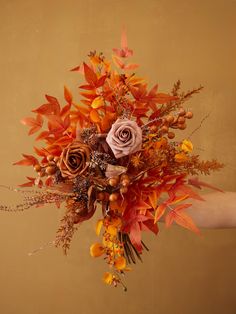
[183,192,236,229]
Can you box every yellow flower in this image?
[181,139,193,152]
[90,243,104,257]
[95,219,103,236]
[114,256,126,270]
[106,225,117,236]
[103,272,114,285]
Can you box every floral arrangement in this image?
[8,31,223,290]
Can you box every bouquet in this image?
[5,31,223,290]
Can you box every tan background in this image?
[0,0,236,313]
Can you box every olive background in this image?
[0,0,236,313]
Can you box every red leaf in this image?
[188,177,224,193]
[79,84,95,90]
[21,114,43,135]
[97,75,107,87]
[83,62,98,86]
[13,154,38,166]
[70,65,81,72]
[45,95,60,115]
[154,203,167,223]
[18,177,36,187]
[32,103,58,115]
[112,28,133,58]
[45,176,54,187]
[34,146,47,157]
[175,184,205,201]
[47,115,70,133]
[60,104,71,117]
[64,86,73,104]
[155,93,178,104]
[36,130,51,141]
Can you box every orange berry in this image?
[46,166,56,175]
[168,132,175,139]
[109,193,118,202]
[120,174,130,182]
[34,164,41,172]
[166,115,174,124]
[121,179,130,187]
[178,123,187,130]
[150,125,158,132]
[47,155,54,162]
[120,186,128,194]
[178,116,186,124]
[185,111,193,119]
[54,156,60,163]
[161,125,169,133]
[178,108,186,116]
[108,177,119,187]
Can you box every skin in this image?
[173,192,236,229]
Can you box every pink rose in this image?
[106,118,142,159]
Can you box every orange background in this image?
[0,0,236,313]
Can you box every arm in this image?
[182,191,236,229]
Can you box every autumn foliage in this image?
[12,30,224,290]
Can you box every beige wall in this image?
[0,0,236,313]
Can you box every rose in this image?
[106,118,142,159]
[59,141,90,179]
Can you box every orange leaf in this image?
[36,131,50,141]
[64,86,73,104]
[165,205,200,234]
[169,194,189,205]
[21,114,43,135]
[18,177,36,187]
[13,154,38,166]
[83,62,97,86]
[91,96,104,109]
[154,203,167,223]
[90,109,101,123]
[148,191,159,210]
[45,95,60,115]
[188,177,224,193]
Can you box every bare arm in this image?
[182,192,236,229]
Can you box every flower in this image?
[106,118,142,158]
[59,141,90,179]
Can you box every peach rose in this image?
[106,118,142,159]
[59,141,90,179]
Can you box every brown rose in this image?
[106,118,142,159]
[59,141,90,179]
